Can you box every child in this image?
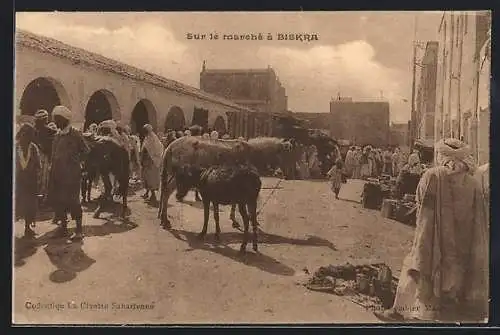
[15,123,41,238]
[327,159,345,199]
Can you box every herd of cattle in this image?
[81,133,303,253]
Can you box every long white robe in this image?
[392,166,488,322]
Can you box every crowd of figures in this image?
[14,105,296,241]
[342,145,421,180]
[339,145,427,199]
[15,106,166,240]
[15,104,490,322]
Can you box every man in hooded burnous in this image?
[33,109,57,205]
[375,138,488,323]
[47,106,89,241]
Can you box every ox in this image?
[158,136,293,229]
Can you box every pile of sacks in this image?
[381,194,417,226]
[305,262,397,310]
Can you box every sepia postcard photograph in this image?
[12,11,490,325]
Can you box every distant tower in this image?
[202,60,206,72]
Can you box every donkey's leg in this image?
[238,203,250,254]
[213,202,221,242]
[81,174,87,203]
[159,174,176,228]
[102,173,113,200]
[120,176,129,218]
[87,170,97,203]
[94,173,111,218]
[230,204,240,228]
[248,200,259,252]
[198,199,210,239]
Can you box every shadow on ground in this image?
[305,179,329,183]
[44,239,96,283]
[168,229,296,277]
[15,209,55,222]
[14,217,138,283]
[181,201,244,214]
[82,200,132,217]
[338,197,361,204]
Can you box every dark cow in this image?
[175,163,262,253]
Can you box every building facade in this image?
[200,65,288,115]
[390,122,410,149]
[199,65,289,138]
[329,97,391,147]
[292,112,331,133]
[434,11,490,165]
[415,41,439,141]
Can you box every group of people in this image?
[16,106,89,240]
[15,106,169,240]
[294,143,322,180]
[158,127,229,148]
[15,106,246,240]
[343,145,414,180]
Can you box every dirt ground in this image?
[13,178,415,324]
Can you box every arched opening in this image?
[19,77,71,119]
[164,106,186,132]
[84,89,119,131]
[192,107,209,132]
[131,99,158,139]
[213,116,227,135]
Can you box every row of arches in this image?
[18,76,228,136]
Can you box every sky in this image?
[16,11,446,123]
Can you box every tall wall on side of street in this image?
[434,11,490,165]
[330,100,390,147]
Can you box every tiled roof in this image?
[202,68,273,74]
[16,29,256,113]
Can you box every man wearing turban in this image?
[87,123,98,136]
[140,124,164,204]
[123,125,141,180]
[48,105,89,241]
[210,130,219,140]
[15,123,41,238]
[33,109,57,204]
[98,119,121,138]
[47,122,59,132]
[376,138,488,323]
